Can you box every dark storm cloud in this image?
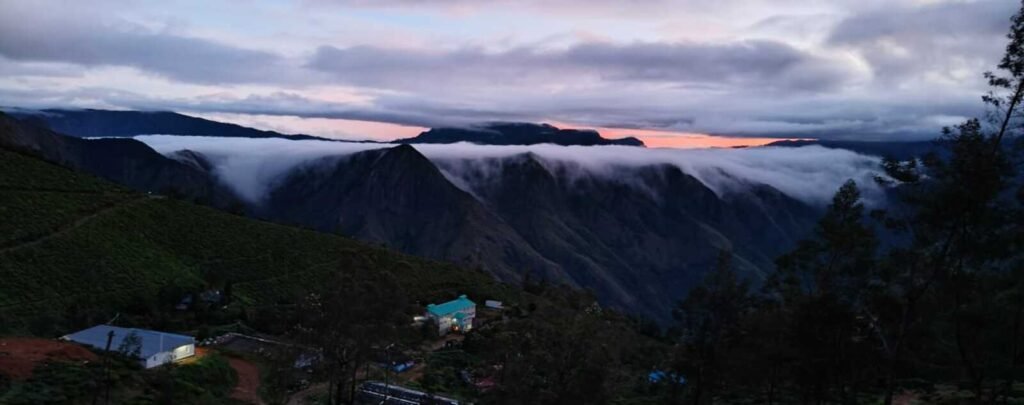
[829,1,1012,45]
[828,0,1014,80]
[0,0,1014,142]
[0,12,298,85]
[308,40,854,92]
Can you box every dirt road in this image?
[227,356,264,405]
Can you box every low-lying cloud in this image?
[135,135,885,206]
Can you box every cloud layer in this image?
[135,135,884,206]
[308,40,854,92]
[0,0,1015,141]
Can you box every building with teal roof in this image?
[426,294,476,335]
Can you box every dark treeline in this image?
[662,3,1024,403]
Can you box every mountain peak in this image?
[398,122,645,147]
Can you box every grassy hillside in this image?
[0,146,671,404]
[0,147,508,333]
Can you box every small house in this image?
[484,300,503,310]
[62,325,196,369]
[426,294,476,335]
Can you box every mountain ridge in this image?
[1,110,821,322]
[259,145,820,321]
[397,122,645,146]
[0,113,241,208]
[10,108,647,147]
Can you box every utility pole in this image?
[103,330,114,405]
[384,343,395,402]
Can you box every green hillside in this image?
[0,146,669,404]
[0,147,506,333]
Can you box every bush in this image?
[171,354,238,398]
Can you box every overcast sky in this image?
[0,0,1016,143]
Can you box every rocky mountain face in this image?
[257,146,819,321]
[259,145,560,283]
[1,111,819,322]
[398,122,645,146]
[436,155,818,317]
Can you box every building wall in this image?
[428,307,475,335]
[143,344,195,368]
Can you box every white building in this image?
[62,325,195,369]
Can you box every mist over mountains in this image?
[133,134,887,320]
[0,109,897,321]
[136,135,885,207]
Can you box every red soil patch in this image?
[227,356,263,404]
[0,337,98,379]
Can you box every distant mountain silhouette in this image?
[10,108,646,147]
[398,122,645,146]
[7,108,333,141]
[766,139,939,160]
[0,112,241,208]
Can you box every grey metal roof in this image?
[63,325,194,359]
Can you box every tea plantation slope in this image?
[0,147,505,331]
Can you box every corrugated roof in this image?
[63,325,194,359]
[427,294,475,316]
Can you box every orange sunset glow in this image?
[560,124,800,149]
[192,114,800,148]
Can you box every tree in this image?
[983,0,1024,148]
[866,3,1024,399]
[769,180,878,403]
[117,331,143,360]
[483,288,618,405]
[293,266,408,405]
[670,250,751,405]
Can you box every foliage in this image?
[0,361,99,405]
[293,267,409,405]
[460,286,664,405]
[168,354,238,399]
[656,3,1024,403]
[117,331,143,359]
[0,147,507,334]
[0,352,239,404]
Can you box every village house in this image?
[62,325,195,369]
[426,294,476,335]
[484,300,503,310]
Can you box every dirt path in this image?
[286,382,327,405]
[0,337,97,379]
[0,195,147,255]
[228,356,264,405]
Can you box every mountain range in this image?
[0,109,918,322]
[7,108,643,147]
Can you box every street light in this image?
[383,343,396,402]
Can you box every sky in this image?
[0,0,1016,145]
